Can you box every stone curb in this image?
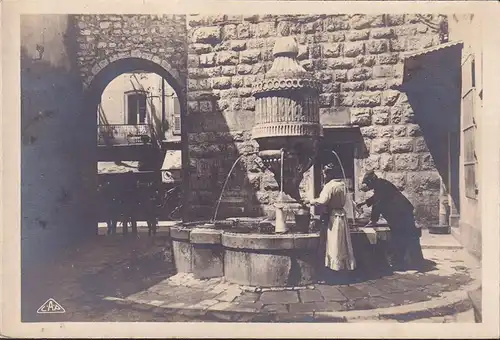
[421,244,463,250]
[103,280,480,322]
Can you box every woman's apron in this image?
[325,208,356,271]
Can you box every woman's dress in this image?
[315,179,356,271]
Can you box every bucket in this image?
[294,206,311,233]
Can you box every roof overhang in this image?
[401,41,464,84]
[398,40,464,133]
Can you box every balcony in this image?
[97,124,153,147]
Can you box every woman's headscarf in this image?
[323,163,336,173]
[322,163,337,182]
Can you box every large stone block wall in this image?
[186,14,447,225]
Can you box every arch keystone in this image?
[143,52,154,61]
[98,59,110,69]
[91,64,102,76]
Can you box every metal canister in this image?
[274,203,288,233]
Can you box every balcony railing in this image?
[98,124,153,146]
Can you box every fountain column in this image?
[252,36,323,232]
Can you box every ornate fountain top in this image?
[252,36,321,94]
[250,34,325,231]
[273,36,299,57]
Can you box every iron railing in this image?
[97,124,153,146]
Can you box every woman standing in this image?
[308,163,356,272]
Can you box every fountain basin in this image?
[170,220,391,287]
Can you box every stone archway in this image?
[83,51,185,94]
[84,53,186,102]
[84,55,189,225]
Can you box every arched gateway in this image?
[84,54,188,227]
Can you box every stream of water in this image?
[330,150,361,219]
[212,154,246,223]
[212,150,361,225]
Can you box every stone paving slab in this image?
[106,248,480,322]
[262,304,288,313]
[316,285,348,302]
[298,289,323,303]
[260,291,299,304]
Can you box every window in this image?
[126,91,147,124]
[462,56,478,199]
[172,96,181,135]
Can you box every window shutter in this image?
[138,94,147,124]
[462,56,478,199]
[173,97,181,135]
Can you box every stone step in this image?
[105,293,475,323]
[420,229,462,249]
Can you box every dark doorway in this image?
[314,142,355,195]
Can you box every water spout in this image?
[212,151,259,223]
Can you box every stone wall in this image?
[74,14,187,90]
[20,14,189,268]
[186,14,448,225]
[21,15,94,268]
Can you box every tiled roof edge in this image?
[403,41,464,60]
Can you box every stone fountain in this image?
[252,35,322,233]
[169,36,390,287]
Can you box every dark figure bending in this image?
[356,171,424,270]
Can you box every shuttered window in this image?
[172,96,181,135]
[462,57,478,199]
[126,91,147,124]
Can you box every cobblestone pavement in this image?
[22,235,479,323]
[115,247,478,322]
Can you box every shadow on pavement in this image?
[320,258,438,285]
[79,241,176,299]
